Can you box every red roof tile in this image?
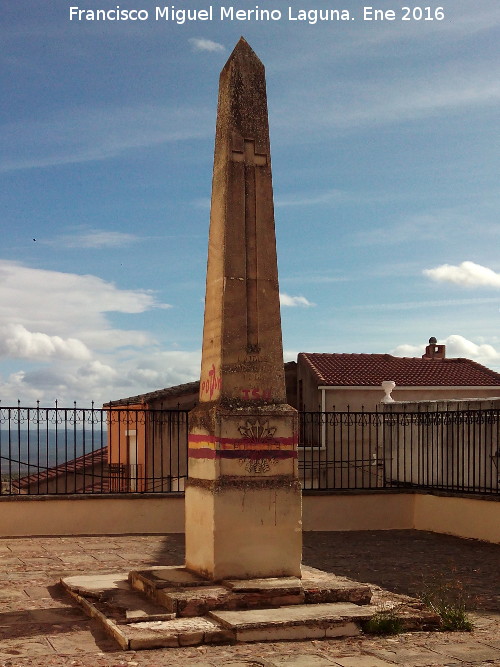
[299,353,500,387]
[12,446,108,491]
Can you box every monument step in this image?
[62,583,372,649]
[130,565,214,590]
[61,574,176,624]
[301,565,372,605]
[110,602,372,649]
[129,565,371,617]
[209,602,377,642]
[62,567,441,650]
[118,616,234,650]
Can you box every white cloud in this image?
[0,105,211,172]
[355,210,464,246]
[275,60,500,138]
[0,261,169,342]
[275,189,344,208]
[283,349,299,363]
[392,334,500,366]
[351,296,500,312]
[189,38,225,53]
[125,350,201,389]
[0,324,91,361]
[49,229,138,249]
[283,273,348,285]
[0,261,181,405]
[445,334,500,361]
[391,343,425,357]
[192,197,211,209]
[424,261,500,288]
[280,293,315,307]
[0,348,203,407]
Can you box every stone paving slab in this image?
[478,637,500,649]
[59,553,99,565]
[0,531,498,666]
[0,637,55,659]
[0,587,28,601]
[0,556,25,566]
[269,654,343,666]
[366,646,454,665]
[23,584,64,600]
[333,657,397,667]
[47,627,125,654]
[28,606,88,623]
[431,640,500,662]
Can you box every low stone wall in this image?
[302,491,415,532]
[413,492,500,544]
[0,494,185,536]
[0,491,498,544]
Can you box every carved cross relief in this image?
[231,140,268,355]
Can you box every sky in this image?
[1,0,500,406]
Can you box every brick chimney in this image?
[422,336,446,360]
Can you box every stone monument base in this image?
[61,565,440,650]
[185,477,302,580]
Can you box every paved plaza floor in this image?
[0,530,499,666]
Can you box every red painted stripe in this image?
[189,434,216,444]
[219,450,297,460]
[188,449,297,460]
[189,434,297,446]
[188,448,217,459]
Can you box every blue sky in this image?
[2,0,500,406]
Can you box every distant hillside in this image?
[0,429,104,476]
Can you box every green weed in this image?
[420,572,474,632]
[363,609,404,635]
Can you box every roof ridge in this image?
[13,446,108,488]
[299,352,500,387]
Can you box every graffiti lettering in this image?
[201,363,222,399]
[241,388,272,400]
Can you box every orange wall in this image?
[107,405,147,491]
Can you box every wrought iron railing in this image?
[1,404,498,496]
[299,408,500,495]
[0,403,188,495]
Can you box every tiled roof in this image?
[106,362,298,406]
[299,353,500,387]
[12,446,108,491]
[104,381,199,407]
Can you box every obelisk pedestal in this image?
[185,38,302,580]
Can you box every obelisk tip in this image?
[224,37,263,70]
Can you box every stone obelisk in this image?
[185,38,302,581]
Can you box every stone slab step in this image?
[130,569,305,616]
[209,602,378,642]
[62,567,440,649]
[222,576,302,594]
[62,573,131,597]
[121,616,234,650]
[301,566,372,604]
[130,565,370,616]
[62,577,233,650]
[130,566,211,590]
[62,575,175,625]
